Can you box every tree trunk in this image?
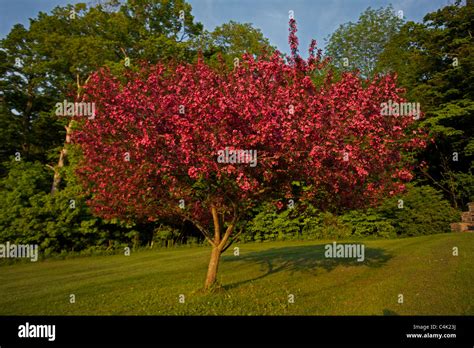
[205,245,222,289]
[51,122,72,194]
[51,74,89,194]
[22,83,34,156]
[199,203,238,290]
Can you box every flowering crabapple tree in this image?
[74,19,425,289]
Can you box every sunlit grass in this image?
[0,233,472,315]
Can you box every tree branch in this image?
[183,215,215,247]
[419,168,452,195]
[211,204,221,244]
[218,202,239,250]
[221,228,243,253]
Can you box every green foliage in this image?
[244,202,352,242]
[243,203,279,242]
[314,212,352,239]
[449,172,474,203]
[0,160,51,244]
[153,224,181,247]
[325,5,403,78]
[243,184,458,241]
[378,0,474,207]
[377,185,460,236]
[341,210,396,239]
[197,21,275,68]
[0,160,139,254]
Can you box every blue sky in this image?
[0,0,454,53]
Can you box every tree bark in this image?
[22,83,34,156]
[51,74,89,194]
[205,245,222,289]
[51,122,72,194]
[203,203,239,289]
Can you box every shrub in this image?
[377,185,460,236]
[244,202,352,241]
[245,202,282,242]
[0,160,140,253]
[243,185,459,241]
[153,224,181,247]
[341,210,396,239]
[315,211,352,239]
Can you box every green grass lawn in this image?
[0,233,472,315]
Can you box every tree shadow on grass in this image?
[222,244,392,290]
[383,309,399,316]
